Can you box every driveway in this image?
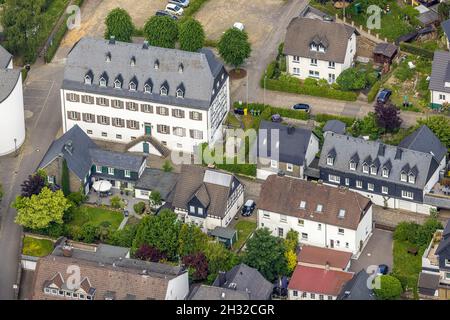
[350,228,393,274]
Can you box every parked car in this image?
[271,114,282,123]
[155,10,178,20]
[241,199,256,216]
[233,22,245,31]
[123,210,129,217]
[292,103,311,113]
[377,264,389,275]
[165,3,184,16]
[377,89,392,104]
[169,0,190,7]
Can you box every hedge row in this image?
[400,42,434,60]
[233,102,310,122]
[367,80,382,103]
[265,78,358,101]
[183,0,211,18]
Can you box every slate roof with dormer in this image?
[319,131,442,189]
[283,17,357,63]
[429,50,450,94]
[398,125,447,162]
[63,37,227,110]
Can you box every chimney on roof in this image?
[62,242,73,257]
[109,36,116,45]
[143,40,149,49]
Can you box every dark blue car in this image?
[377,89,392,104]
[292,103,311,113]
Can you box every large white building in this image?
[61,37,229,156]
[0,45,25,156]
[283,17,357,83]
[257,175,373,256]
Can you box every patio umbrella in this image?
[92,180,112,193]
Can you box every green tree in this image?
[203,241,240,283]
[285,249,297,274]
[104,8,135,42]
[179,18,205,52]
[218,28,251,69]
[143,16,178,49]
[285,229,299,252]
[108,224,138,247]
[243,228,288,281]
[61,159,70,196]
[178,223,208,257]
[438,2,450,20]
[149,190,162,208]
[162,160,173,172]
[1,0,45,62]
[132,209,181,260]
[349,112,383,140]
[13,187,71,230]
[418,116,450,150]
[373,275,403,300]
[336,68,367,91]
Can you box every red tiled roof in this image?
[297,246,352,270]
[288,265,353,296]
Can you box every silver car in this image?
[169,0,190,8]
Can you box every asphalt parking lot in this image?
[350,228,393,274]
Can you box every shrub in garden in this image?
[110,195,124,209]
[135,244,167,262]
[133,201,146,215]
[373,275,403,300]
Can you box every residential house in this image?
[256,121,319,180]
[283,17,357,83]
[61,37,229,156]
[189,285,250,300]
[288,265,354,300]
[212,263,273,300]
[31,241,189,300]
[257,175,373,256]
[319,126,447,214]
[134,168,179,204]
[418,220,450,299]
[442,19,450,50]
[172,165,244,230]
[297,245,352,271]
[323,120,346,135]
[429,50,450,108]
[337,270,375,300]
[38,125,147,194]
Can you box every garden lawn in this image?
[22,236,54,257]
[392,239,424,295]
[68,205,124,230]
[233,220,257,252]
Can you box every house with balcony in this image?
[38,125,147,195]
[257,175,373,256]
[283,17,357,83]
[418,221,450,299]
[171,165,244,231]
[61,37,229,156]
[256,121,320,180]
[319,126,447,214]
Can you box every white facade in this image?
[61,77,229,155]
[286,33,356,83]
[288,289,337,300]
[0,71,25,156]
[257,205,373,256]
[165,271,190,300]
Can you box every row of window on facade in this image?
[270,159,294,172]
[292,56,335,69]
[291,68,335,83]
[326,156,416,184]
[292,291,334,300]
[262,211,346,230]
[328,174,414,200]
[94,165,131,178]
[44,287,94,300]
[66,93,203,120]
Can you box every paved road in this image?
[0,61,64,299]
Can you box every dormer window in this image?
[160,86,167,96]
[382,168,389,178]
[99,77,106,87]
[370,165,377,175]
[318,44,325,52]
[154,60,159,69]
[408,174,415,184]
[84,75,92,85]
[130,56,136,66]
[349,161,356,171]
[178,63,184,73]
[144,84,152,94]
[362,164,369,174]
[400,172,407,182]
[129,82,136,91]
[310,43,318,51]
[114,80,121,89]
[176,88,184,98]
[326,156,334,166]
[105,52,111,62]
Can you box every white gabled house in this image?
[257,175,373,257]
[429,50,450,109]
[283,17,357,84]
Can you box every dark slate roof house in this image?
[212,263,273,300]
[189,285,250,300]
[442,19,450,44]
[283,17,357,64]
[0,45,13,69]
[135,168,179,200]
[398,125,447,163]
[337,270,375,300]
[323,120,346,135]
[429,50,450,95]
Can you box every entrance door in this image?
[330,240,334,248]
[143,142,149,154]
[145,124,151,136]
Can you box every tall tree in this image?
[104,8,135,42]
[374,102,402,132]
[1,0,45,62]
[21,173,46,198]
[182,252,208,281]
[178,18,205,52]
[149,190,162,208]
[203,241,240,282]
[132,209,181,260]
[218,28,251,69]
[61,159,70,196]
[243,228,288,281]
[178,223,209,257]
[13,187,71,230]
[336,68,367,90]
[135,244,167,262]
[143,16,178,49]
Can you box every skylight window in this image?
[299,201,306,209]
[338,209,346,218]
[316,204,323,212]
